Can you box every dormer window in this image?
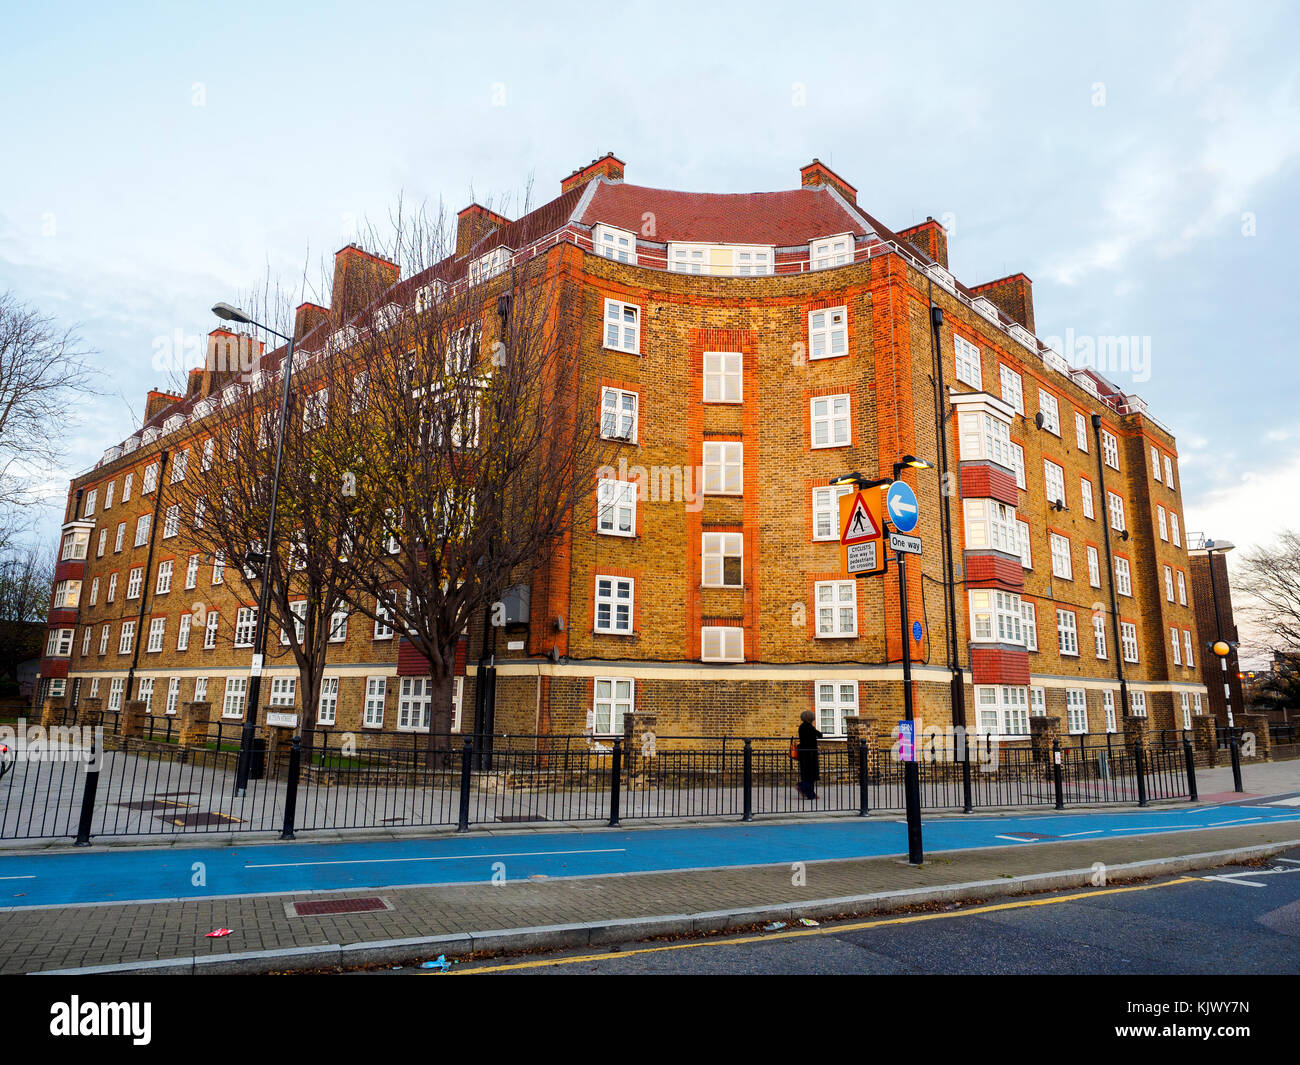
[163,414,185,434]
[414,281,445,313]
[809,233,853,270]
[469,246,511,284]
[668,243,773,276]
[593,223,637,264]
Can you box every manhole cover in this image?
[157,811,243,827]
[289,896,392,917]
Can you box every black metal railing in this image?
[0,724,1207,843]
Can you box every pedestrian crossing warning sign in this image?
[840,491,882,545]
[839,489,886,576]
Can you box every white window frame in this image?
[1114,556,1132,597]
[594,576,634,634]
[809,232,853,270]
[1080,478,1095,519]
[600,387,639,441]
[592,677,634,735]
[1093,613,1107,659]
[235,607,257,648]
[1102,429,1120,469]
[603,299,640,354]
[701,532,743,589]
[1016,520,1032,569]
[596,479,637,536]
[954,335,982,389]
[126,566,143,600]
[812,484,852,541]
[702,441,743,495]
[815,680,859,736]
[222,676,247,719]
[1057,609,1079,656]
[317,677,339,724]
[147,616,165,652]
[969,589,1024,645]
[1157,505,1168,541]
[1108,492,1126,532]
[810,394,851,449]
[1037,389,1060,435]
[1066,689,1088,734]
[1075,413,1089,452]
[1022,601,1038,651]
[177,613,191,651]
[1177,571,1187,606]
[1120,622,1139,663]
[999,366,1024,414]
[1130,690,1147,717]
[185,554,199,590]
[156,559,173,595]
[1050,533,1073,580]
[1044,460,1066,507]
[118,621,135,655]
[701,626,744,663]
[397,676,432,731]
[815,580,858,638]
[364,677,387,727]
[1087,545,1101,588]
[808,307,848,360]
[593,223,637,264]
[204,611,219,649]
[1104,690,1117,732]
[703,352,743,403]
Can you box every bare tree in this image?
[0,543,54,687]
[0,293,96,547]
[327,203,612,756]
[170,327,368,728]
[1237,530,1300,653]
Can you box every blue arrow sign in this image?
[886,481,919,534]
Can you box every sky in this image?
[2,0,1298,655]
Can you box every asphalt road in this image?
[450,847,1300,975]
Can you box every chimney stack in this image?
[970,274,1035,334]
[332,244,400,325]
[560,152,625,195]
[799,158,857,205]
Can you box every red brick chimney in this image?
[799,159,857,205]
[332,244,400,325]
[970,274,1035,334]
[144,390,182,424]
[293,302,330,343]
[456,204,511,258]
[561,152,625,195]
[898,218,949,271]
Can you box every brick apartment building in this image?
[38,154,1210,744]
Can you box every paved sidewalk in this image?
[5,818,1298,975]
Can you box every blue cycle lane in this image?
[2,796,1298,910]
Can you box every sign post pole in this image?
[898,546,924,865]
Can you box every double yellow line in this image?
[450,876,1198,974]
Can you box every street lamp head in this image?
[828,473,863,487]
[899,455,933,470]
[1212,640,1232,658]
[212,302,253,324]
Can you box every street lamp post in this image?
[213,302,298,794]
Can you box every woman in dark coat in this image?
[797,710,823,799]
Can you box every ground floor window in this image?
[318,677,339,725]
[1066,689,1088,734]
[139,677,153,713]
[165,677,180,715]
[592,677,633,736]
[223,676,247,719]
[1130,690,1147,717]
[451,676,465,732]
[1029,686,1045,717]
[975,685,1028,736]
[364,677,386,728]
[398,677,432,731]
[1104,691,1117,733]
[109,677,124,711]
[269,676,296,706]
[815,680,858,736]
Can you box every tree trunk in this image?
[426,666,456,770]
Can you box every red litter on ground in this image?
[206,928,234,938]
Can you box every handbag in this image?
[788,738,799,760]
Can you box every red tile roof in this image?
[578,183,870,246]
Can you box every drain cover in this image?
[498,814,547,822]
[289,896,392,917]
[157,811,243,827]
[119,799,190,811]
